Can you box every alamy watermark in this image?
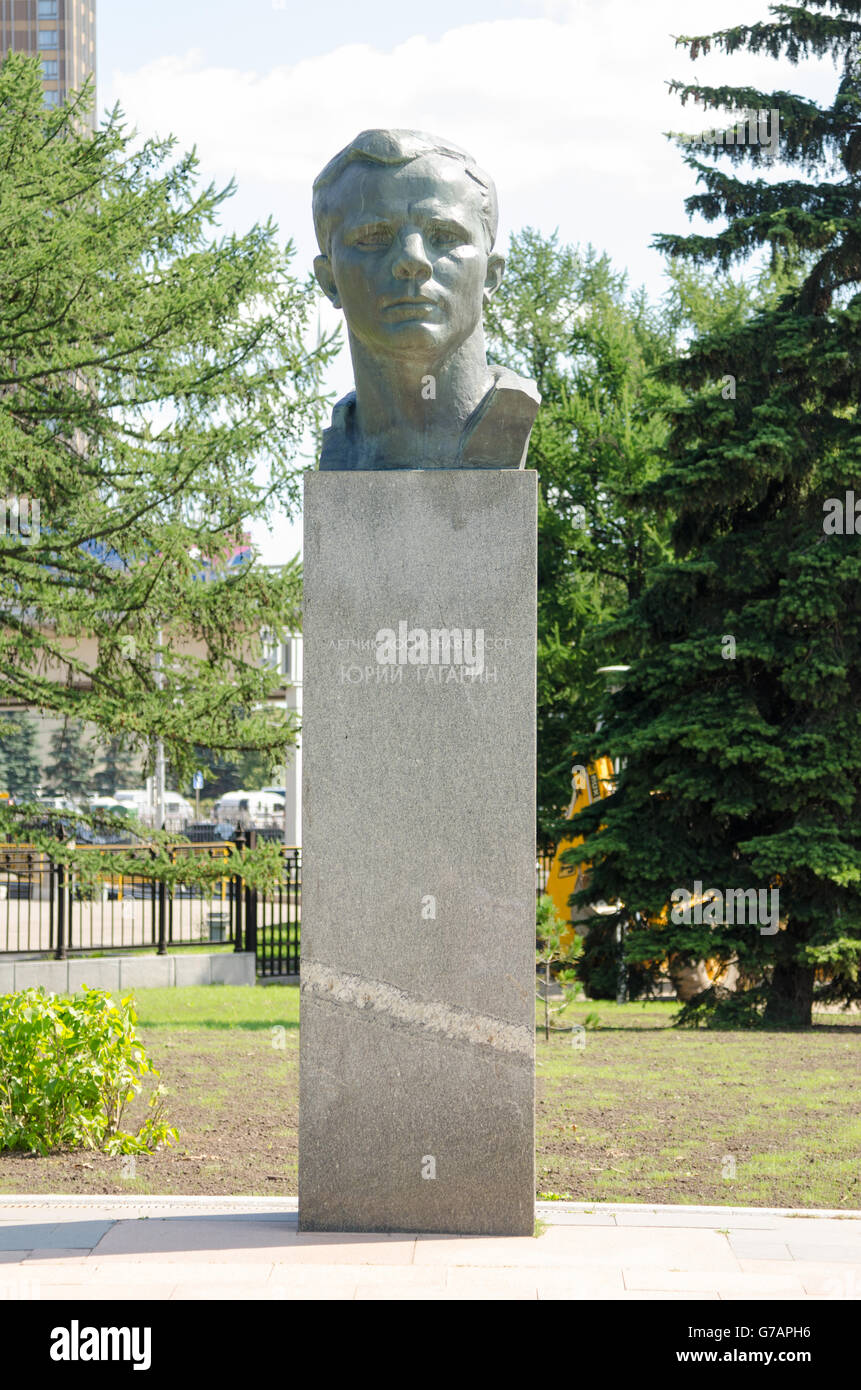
[331,621,511,686]
[376,620,486,676]
[50,1322,151,1371]
[671,881,780,935]
[823,490,860,534]
[0,495,40,543]
[681,107,780,160]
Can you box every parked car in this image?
[88,796,136,818]
[214,790,285,828]
[36,795,82,814]
[126,792,194,829]
[83,797,143,845]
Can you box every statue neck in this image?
[348,330,494,468]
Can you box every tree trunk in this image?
[763,961,815,1028]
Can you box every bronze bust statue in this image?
[312,129,540,470]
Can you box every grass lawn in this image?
[0,986,858,1207]
[536,997,860,1208]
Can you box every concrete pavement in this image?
[1,1197,859,1300]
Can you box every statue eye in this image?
[356,226,391,248]
[431,225,461,246]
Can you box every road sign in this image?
[192,771,204,791]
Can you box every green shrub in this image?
[576,915,656,1001]
[673,984,768,1030]
[0,985,178,1155]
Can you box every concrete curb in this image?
[0,951,256,993]
[0,1195,858,1219]
[535,1201,861,1219]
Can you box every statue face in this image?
[317,155,504,365]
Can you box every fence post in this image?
[54,855,67,961]
[53,826,67,961]
[167,846,174,947]
[232,824,244,952]
[244,827,258,961]
[292,847,301,976]
[155,850,167,956]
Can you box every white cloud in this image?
[109,5,835,265]
[106,2,838,564]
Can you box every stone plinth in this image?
[299,470,536,1234]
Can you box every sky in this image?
[97,0,841,564]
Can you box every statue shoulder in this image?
[488,364,541,407]
[457,366,541,469]
[318,391,358,471]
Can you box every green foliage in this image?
[485,233,677,840]
[674,985,768,1030]
[576,913,657,1001]
[535,893,583,1040]
[45,720,93,800]
[573,1,861,1026]
[0,53,337,790]
[0,711,40,799]
[536,892,582,964]
[190,744,279,801]
[43,831,287,895]
[577,916,624,1000]
[0,791,292,891]
[0,986,178,1155]
[91,732,139,797]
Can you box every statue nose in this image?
[392,233,432,281]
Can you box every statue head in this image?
[312,129,506,368]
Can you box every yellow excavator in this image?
[543,752,739,999]
[543,754,618,952]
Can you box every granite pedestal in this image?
[299,470,536,1234]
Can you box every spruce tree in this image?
[43,720,93,800]
[0,55,335,815]
[484,231,776,851]
[484,231,677,841]
[91,732,139,797]
[573,2,861,1025]
[0,713,41,800]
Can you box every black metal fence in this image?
[0,838,301,977]
[536,846,555,897]
[2,838,552,980]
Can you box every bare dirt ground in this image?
[0,993,858,1207]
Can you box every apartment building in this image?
[0,0,95,112]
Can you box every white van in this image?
[163,794,194,827]
[114,789,149,813]
[214,790,285,827]
[124,790,193,829]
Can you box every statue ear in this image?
[484,253,505,300]
[314,255,342,309]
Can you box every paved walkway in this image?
[0,1197,859,1300]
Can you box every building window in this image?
[260,627,278,671]
[41,60,58,78]
[38,0,59,15]
[260,628,294,678]
[42,89,59,107]
[38,30,59,49]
